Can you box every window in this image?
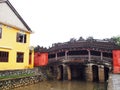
[16,33,26,43]
[17,52,24,63]
[29,52,32,64]
[0,28,2,39]
[0,51,9,62]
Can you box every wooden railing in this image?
[49,55,112,64]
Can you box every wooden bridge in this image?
[48,40,120,82]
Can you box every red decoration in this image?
[113,50,120,73]
[34,52,48,66]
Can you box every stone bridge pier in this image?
[56,64,110,82]
[57,64,71,80]
[85,64,110,82]
[57,64,86,81]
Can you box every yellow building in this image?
[0,0,34,70]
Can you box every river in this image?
[13,80,107,90]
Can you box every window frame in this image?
[16,32,27,43]
[0,51,9,62]
[0,28,2,39]
[16,52,24,63]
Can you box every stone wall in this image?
[0,75,42,90]
[0,68,48,90]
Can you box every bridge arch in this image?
[56,64,86,81]
[49,66,55,75]
[55,63,110,82]
[69,64,86,81]
[92,65,99,82]
[104,66,109,81]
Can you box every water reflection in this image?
[13,80,107,90]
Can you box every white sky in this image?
[9,0,120,47]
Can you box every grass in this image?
[0,73,35,80]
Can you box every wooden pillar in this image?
[65,50,68,60]
[87,50,91,62]
[98,65,105,82]
[101,51,103,61]
[85,64,93,81]
[55,53,57,60]
[67,65,71,80]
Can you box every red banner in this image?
[34,52,48,66]
[113,50,120,73]
[39,53,48,66]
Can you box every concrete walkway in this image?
[108,74,120,90]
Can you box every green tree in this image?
[34,45,47,52]
[111,36,120,46]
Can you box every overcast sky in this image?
[9,0,120,47]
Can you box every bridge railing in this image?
[90,56,112,64]
[67,55,88,60]
[48,56,65,63]
[48,55,112,64]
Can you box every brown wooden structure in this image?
[48,40,120,82]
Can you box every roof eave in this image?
[1,0,32,32]
[0,22,33,33]
[0,0,7,3]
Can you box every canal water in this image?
[13,80,107,90]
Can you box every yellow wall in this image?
[0,24,33,70]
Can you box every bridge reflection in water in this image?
[13,80,107,90]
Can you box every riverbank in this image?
[0,66,109,90]
[0,67,52,90]
[0,75,41,90]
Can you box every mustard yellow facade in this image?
[0,24,34,70]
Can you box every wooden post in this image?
[87,50,91,62]
[65,50,68,60]
[101,51,103,61]
[55,53,57,60]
